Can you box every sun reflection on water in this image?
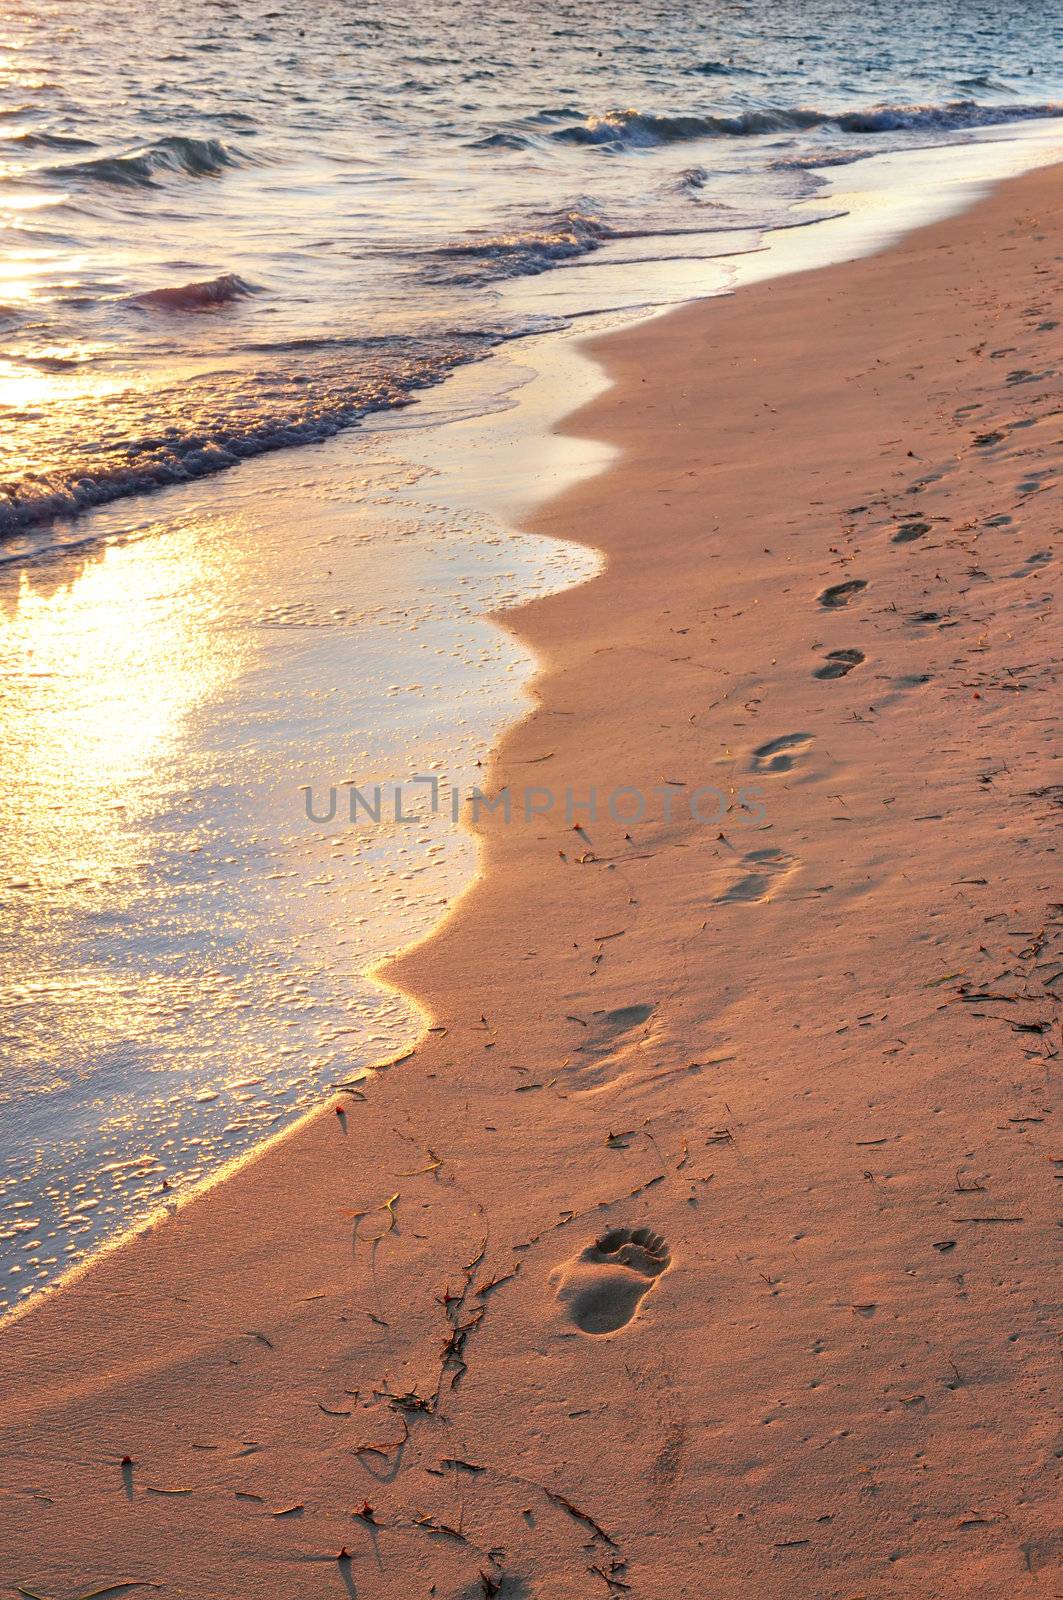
[0,527,233,897]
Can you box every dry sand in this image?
[1,165,1061,1599]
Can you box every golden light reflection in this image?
[0,188,66,214]
[0,357,118,422]
[0,521,242,899]
[0,249,55,300]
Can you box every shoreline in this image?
[15,120,1061,1318]
[2,164,1061,1597]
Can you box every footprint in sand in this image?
[818,578,867,608]
[814,648,864,680]
[718,845,796,903]
[1017,469,1056,496]
[751,732,812,774]
[552,1227,671,1335]
[568,1002,657,1092]
[1009,549,1053,578]
[891,520,929,544]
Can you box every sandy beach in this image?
[2,161,1061,1600]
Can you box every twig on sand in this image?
[413,1513,467,1542]
[346,1192,401,1239]
[354,1415,410,1461]
[542,1488,618,1548]
[397,1147,443,1177]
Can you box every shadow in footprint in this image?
[1009,549,1053,578]
[552,1227,671,1335]
[718,845,796,903]
[568,1003,657,1091]
[891,521,929,544]
[751,732,812,773]
[818,579,867,608]
[814,648,864,681]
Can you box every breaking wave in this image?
[424,208,615,283]
[128,272,259,311]
[0,335,495,538]
[45,134,240,187]
[547,100,1063,149]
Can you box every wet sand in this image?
[1,164,1061,1598]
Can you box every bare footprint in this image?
[891,521,929,544]
[1009,549,1053,578]
[818,579,867,608]
[552,1227,671,1335]
[814,648,864,680]
[568,1002,657,1091]
[751,732,812,773]
[717,845,797,903]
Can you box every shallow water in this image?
[0,430,599,1312]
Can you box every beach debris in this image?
[375,1384,435,1414]
[354,1415,409,1463]
[476,1265,521,1298]
[413,1513,465,1541]
[951,1215,1025,1224]
[590,1557,632,1594]
[347,1192,400,1238]
[397,1147,443,1176]
[543,1488,617,1548]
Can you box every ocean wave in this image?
[470,130,531,151]
[955,75,1015,94]
[0,336,494,538]
[674,165,709,195]
[424,208,615,283]
[669,165,743,199]
[1,128,97,151]
[128,272,258,311]
[771,148,876,171]
[44,134,240,188]
[687,61,745,77]
[547,99,1063,149]
[832,100,1060,133]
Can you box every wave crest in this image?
[425,208,614,283]
[0,334,495,538]
[546,99,1063,149]
[47,134,240,187]
[129,272,258,312]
